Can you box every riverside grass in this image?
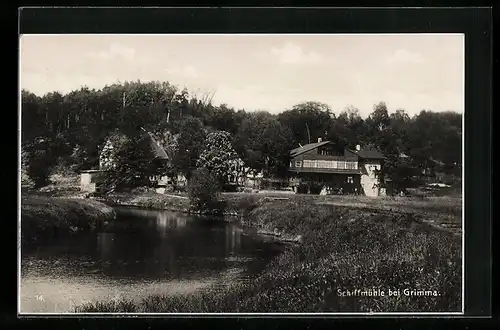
[97,191,462,218]
[21,196,115,245]
[76,199,461,313]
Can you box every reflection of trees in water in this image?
[155,212,187,236]
[97,233,115,261]
[114,207,164,219]
[115,208,189,239]
[150,239,177,278]
[225,225,242,257]
[23,208,281,286]
[93,208,276,280]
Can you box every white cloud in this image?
[270,42,325,65]
[164,65,201,79]
[88,42,147,63]
[388,49,424,64]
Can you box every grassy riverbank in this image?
[76,199,462,313]
[96,190,462,214]
[21,196,115,245]
[95,192,462,236]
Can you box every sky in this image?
[20,34,464,117]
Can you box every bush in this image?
[24,137,73,188]
[174,185,187,193]
[296,183,309,194]
[21,149,35,188]
[26,150,53,188]
[260,178,289,190]
[228,195,261,216]
[21,168,35,188]
[50,159,76,177]
[307,181,324,195]
[187,168,221,212]
[222,183,239,192]
[130,186,156,194]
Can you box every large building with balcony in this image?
[288,139,386,197]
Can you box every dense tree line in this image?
[21,80,462,189]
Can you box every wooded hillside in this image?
[21,80,462,189]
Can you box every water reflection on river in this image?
[20,206,283,313]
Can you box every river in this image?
[20,206,284,313]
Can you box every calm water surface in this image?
[20,206,284,313]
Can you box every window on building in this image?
[319,148,333,156]
[347,176,354,184]
[295,161,302,167]
[303,160,319,168]
[337,161,346,169]
[317,160,330,168]
[346,162,357,169]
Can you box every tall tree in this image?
[235,111,294,177]
[172,116,206,180]
[332,106,369,148]
[389,109,411,154]
[278,101,333,147]
[206,104,239,134]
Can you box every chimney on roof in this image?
[318,138,322,143]
[356,144,361,151]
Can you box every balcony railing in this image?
[291,159,359,170]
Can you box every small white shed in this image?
[80,169,104,193]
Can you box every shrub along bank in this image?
[75,199,461,313]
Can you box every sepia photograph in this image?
[19,33,463,314]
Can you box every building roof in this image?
[142,129,169,160]
[289,141,385,160]
[101,129,169,160]
[347,148,385,160]
[290,141,332,157]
